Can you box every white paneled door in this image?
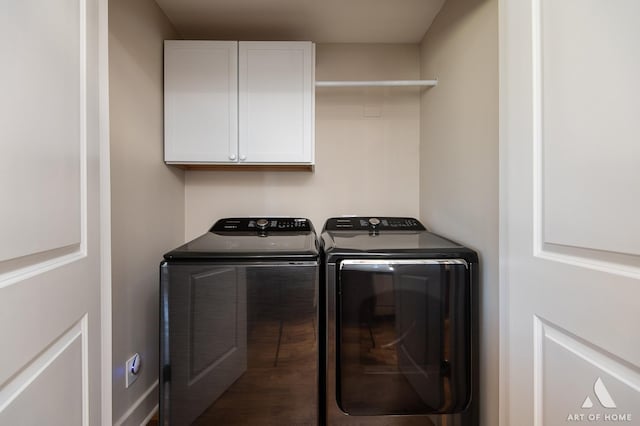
[0,0,108,425]
[501,0,640,425]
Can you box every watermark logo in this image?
[567,377,632,423]
[581,377,616,409]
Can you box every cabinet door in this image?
[164,41,238,163]
[239,42,315,164]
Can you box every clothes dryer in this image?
[321,217,478,426]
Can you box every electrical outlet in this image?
[125,353,141,388]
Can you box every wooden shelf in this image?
[167,163,314,172]
[315,79,438,88]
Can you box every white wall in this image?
[419,1,499,425]
[109,1,184,424]
[185,44,421,239]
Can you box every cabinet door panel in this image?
[239,42,314,164]
[164,41,238,163]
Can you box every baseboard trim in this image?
[114,380,158,426]
[140,404,158,426]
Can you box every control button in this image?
[369,218,381,227]
[256,219,269,230]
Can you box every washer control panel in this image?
[210,217,312,233]
[324,217,425,231]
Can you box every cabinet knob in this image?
[229,154,237,161]
[239,155,247,161]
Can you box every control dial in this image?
[256,218,269,230]
[368,217,381,228]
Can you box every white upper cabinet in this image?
[239,42,315,164]
[164,40,315,165]
[164,41,238,163]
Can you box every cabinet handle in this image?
[229,154,237,161]
[239,155,247,161]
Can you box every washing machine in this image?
[321,217,478,426]
[160,217,320,426]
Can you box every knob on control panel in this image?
[256,218,269,230]
[368,217,381,235]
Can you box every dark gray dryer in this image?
[160,217,319,426]
[321,217,478,426]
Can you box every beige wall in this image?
[419,1,499,425]
[109,1,184,424]
[185,44,421,239]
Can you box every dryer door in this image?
[336,259,471,415]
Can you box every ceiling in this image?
[154,0,446,43]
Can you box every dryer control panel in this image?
[324,217,426,231]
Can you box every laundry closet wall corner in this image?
[418,1,499,425]
[109,0,184,424]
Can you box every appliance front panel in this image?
[161,261,319,426]
[326,258,475,425]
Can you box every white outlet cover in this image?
[125,353,141,388]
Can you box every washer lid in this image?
[163,217,319,261]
